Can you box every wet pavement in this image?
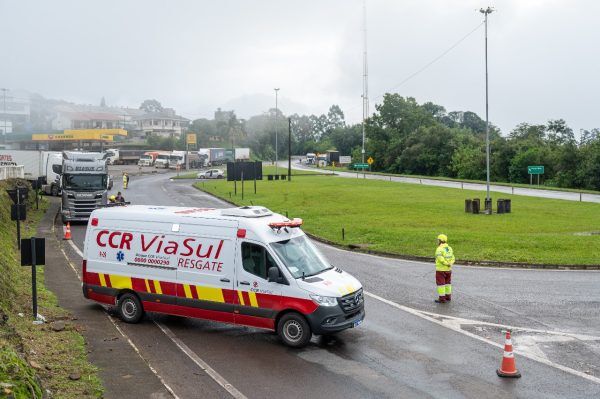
[58,172,600,398]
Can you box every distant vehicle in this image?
[104,148,119,165]
[235,148,250,161]
[305,153,316,165]
[154,152,171,169]
[0,150,63,196]
[107,175,113,190]
[168,150,186,169]
[138,151,159,167]
[197,169,224,179]
[60,152,108,223]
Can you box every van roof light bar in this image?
[269,218,303,231]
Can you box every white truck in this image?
[235,148,250,161]
[0,150,63,195]
[154,152,171,169]
[104,148,120,165]
[168,150,186,169]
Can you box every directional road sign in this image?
[528,165,544,174]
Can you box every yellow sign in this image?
[32,128,126,142]
[64,128,127,137]
[186,133,197,145]
[367,156,374,165]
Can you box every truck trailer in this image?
[0,150,63,195]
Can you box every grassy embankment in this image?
[194,174,600,265]
[0,180,102,398]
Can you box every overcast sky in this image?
[1,0,598,136]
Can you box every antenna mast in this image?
[361,0,369,163]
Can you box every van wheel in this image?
[118,293,144,323]
[277,313,311,348]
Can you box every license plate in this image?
[353,318,363,328]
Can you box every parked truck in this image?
[168,150,186,169]
[154,152,171,168]
[138,151,160,167]
[234,148,250,161]
[60,152,108,223]
[0,150,63,195]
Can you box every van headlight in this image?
[310,294,338,307]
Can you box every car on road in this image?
[197,169,224,179]
[82,205,365,347]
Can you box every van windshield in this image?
[271,235,332,279]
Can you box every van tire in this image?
[277,313,311,348]
[118,293,144,323]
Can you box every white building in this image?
[0,120,13,135]
[133,109,189,138]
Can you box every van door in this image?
[234,240,285,330]
[176,227,236,323]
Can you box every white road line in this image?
[58,245,180,398]
[320,241,599,272]
[365,291,600,385]
[61,227,245,398]
[67,238,84,258]
[155,322,248,399]
[110,318,181,399]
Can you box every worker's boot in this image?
[445,295,451,302]
[434,297,447,303]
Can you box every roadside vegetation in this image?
[194,175,600,266]
[0,180,102,398]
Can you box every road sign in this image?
[353,163,369,169]
[186,133,196,145]
[527,165,544,174]
[21,237,45,321]
[367,157,374,165]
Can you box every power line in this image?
[370,21,485,104]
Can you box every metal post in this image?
[288,118,292,182]
[186,143,189,171]
[274,88,280,175]
[480,7,494,211]
[31,237,38,320]
[241,171,244,201]
[361,0,369,163]
[16,188,21,249]
[254,162,257,194]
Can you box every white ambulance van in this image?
[82,205,365,347]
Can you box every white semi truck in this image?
[0,150,63,195]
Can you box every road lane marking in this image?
[365,291,600,385]
[155,322,248,399]
[58,243,180,398]
[67,238,84,258]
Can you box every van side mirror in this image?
[52,165,62,174]
[268,267,284,284]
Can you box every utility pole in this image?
[480,6,494,210]
[274,88,280,175]
[361,0,369,163]
[288,118,292,182]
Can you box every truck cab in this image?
[60,152,108,223]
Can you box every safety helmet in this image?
[437,234,448,242]
[109,195,116,202]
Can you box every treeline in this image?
[182,94,600,191]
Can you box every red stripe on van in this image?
[131,277,147,293]
[222,288,237,304]
[85,271,101,287]
[160,281,176,296]
[241,291,251,306]
[104,275,113,288]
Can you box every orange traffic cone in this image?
[64,222,72,240]
[497,330,521,378]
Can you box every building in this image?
[51,104,144,131]
[133,108,189,138]
[0,120,12,135]
[0,89,31,133]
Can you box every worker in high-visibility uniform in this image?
[122,172,128,189]
[434,234,455,303]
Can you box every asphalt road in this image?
[291,162,600,203]
[62,171,600,398]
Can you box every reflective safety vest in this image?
[435,243,455,271]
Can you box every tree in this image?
[139,99,164,113]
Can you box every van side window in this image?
[241,242,277,280]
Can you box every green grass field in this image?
[194,174,600,265]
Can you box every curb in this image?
[191,184,600,271]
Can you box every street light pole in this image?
[480,6,494,209]
[274,88,280,175]
[361,0,369,164]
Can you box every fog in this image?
[1,0,598,135]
